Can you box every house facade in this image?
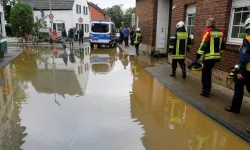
[0,4,6,37]
[23,0,90,37]
[136,0,250,87]
[88,2,111,21]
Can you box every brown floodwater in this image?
[0,45,249,150]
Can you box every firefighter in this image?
[169,21,192,79]
[196,18,226,97]
[134,28,142,56]
[225,18,250,114]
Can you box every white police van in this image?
[90,20,117,48]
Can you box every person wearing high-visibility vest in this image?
[196,18,226,97]
[168,21,192,79]
[134,28,142,56]
[225,18,250,115]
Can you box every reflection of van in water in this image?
[89,20,117,48]
[90,54,115,74]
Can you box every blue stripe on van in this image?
[90,33,110,40]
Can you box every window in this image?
[186,4,196,39]
[91,23,109,33]
[187,14,195,35]
[76,23,78,29]
[76,4,81,14]
[85,24,89,32]
[229,6,250,43]
[83,6,88,15]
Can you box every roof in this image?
[22,0,75,10]
[87,2,110,16]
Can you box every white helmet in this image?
[136,28,140,31]
[245,18,250,30]
[176,21,185,29]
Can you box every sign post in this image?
[49,14,54,24]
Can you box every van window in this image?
[91,23,109,33]
[111,24,116,33]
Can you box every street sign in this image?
[78,17,83,23]
[49,14,54,19]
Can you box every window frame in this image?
[186,14,195,37]
[185,4,196,40]
[228,6,250,44]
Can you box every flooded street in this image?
[0,44,250,150]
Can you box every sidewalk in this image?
[119,44,250,143]
[0,47,23,69]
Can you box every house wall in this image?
[88,4,105,21]
[73,0,90,36]
[33,10,73,33]
[135,0,158,55]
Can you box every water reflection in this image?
[0,64,27,150]
[90,48,116,74]
[0,45,249,150]
[129,58,250,150]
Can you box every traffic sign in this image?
[78,17,83,23]
[49,14,54,19]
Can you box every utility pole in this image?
[49,0,52,26]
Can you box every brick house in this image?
[136,0,250,87]
[88,2,111,21]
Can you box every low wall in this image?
[6,37,23,43]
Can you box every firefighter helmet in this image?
[176,21,185,29]
[188,61,203,71]
[136,28,140,31]
[245,18,250,30]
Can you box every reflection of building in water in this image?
[90,49,116,74]
[32,45,90,96]
[0,66,27,149]
[130,62,243,150]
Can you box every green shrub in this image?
[10,2,34,37]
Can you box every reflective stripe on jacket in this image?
[134,32,142,44]
[197,25,226,60]
[169,32,191,59]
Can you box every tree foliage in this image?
[10,2,34,36]
[105,5,124,28]
[2,0,19,23]
[105,5,135,28]
[123,7,135,27]
[34,10,47,33]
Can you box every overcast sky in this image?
[88,0,135,9]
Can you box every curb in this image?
[144,67,250,144]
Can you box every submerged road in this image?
[0,44,249,150]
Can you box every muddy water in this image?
[0,45,249,150]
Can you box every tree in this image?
[10,2,34,36]
[123,7,135,27]
[1,0,20,23]
[105,5,124,28]
[34,10,47,32]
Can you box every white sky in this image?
[88,0,135,9]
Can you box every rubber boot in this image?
[181,66,186,79]
[170,70,176,77]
